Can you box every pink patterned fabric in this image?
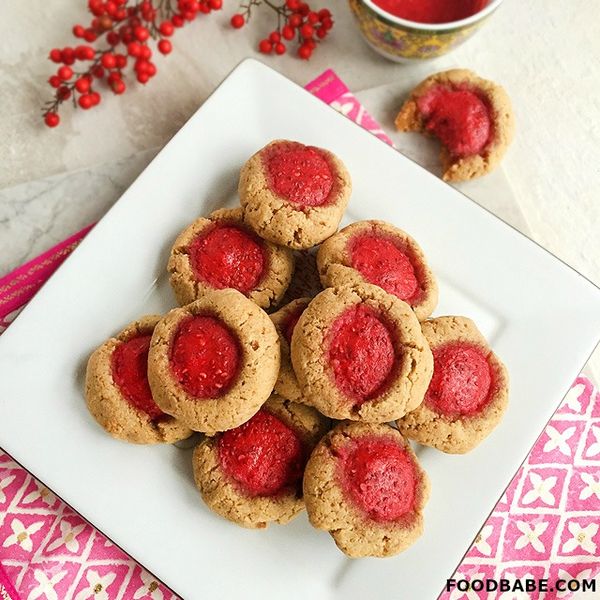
[305,69,394,147]
[0,225,94,332]
[441,376,600,600]
[1,71,598,599]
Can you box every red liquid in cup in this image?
[372,0,488,24]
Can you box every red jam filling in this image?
[425,342,492,417]
[282,305,307,346]
[417,86,492,157]
[349,233,421,303]
[338,436,417,522]
[264,141,334,208]
[217,410,305,497]
[328,304,397,403]
[189,223,266,295]
[111,334,166,421]
[170,315,241,398]
[372,0,488,24]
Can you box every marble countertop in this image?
[1,0,599,378]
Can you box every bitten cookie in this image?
[168,207,294,309]
[193,394,330,529]
[147,289,280,435]
[397,316,509,453]
[239,140,352,249]
[270,297,311,403]
[85,316,192,444]
[317,220,438,320]
[291,283,433,422]
[304,421,430,557]
[395,69,515,182]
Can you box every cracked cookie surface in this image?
[147,289,280,435]
[396,316,509,453]
[291,283,433,422]
[303,421,429,557]
[193,394,329,528]
[168,207,294,309]
[239,140,352,250]
[85,315,193,444]
[317,220,438,320]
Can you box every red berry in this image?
[289,14,302,27]
[269,31,281,43]
[137,72,150,84]
[172,14,185,27]
[44,112,60,127]
[139,45,152,59]
[135,60,150,73]
[75,77,91,93]
[78,94,94,109]
[107,71,121,83]
[48,75,61,88]
[308,11,319,24]
[316,26,327,38]
[111,79,126,94]
[300,24,314,38]
[115,53,127,68]
[90,92,101,105]
[158,39,172,54]
[282,25,294,40]
[89,0,104,16]
[61,47,75,65]
[93,65,105,78]
[105,1,118,15]
[298,44,312,59]
[57,65,73,80]
[127,41,141,56]
[107,31,120,46]
[275,42,286,55]
[57,86,71,100]
[72,25,85,38]
[318,8,332,19]
[49,49,62,63]
[75,45,91,60]
[258,39,272,54]
[159,21,174,36]
[230,13,245,28]
[209,0,222,9]
[321,17,333,29]
[101,53,116,69]
[84,29,97,42]
[299,3,309,16]
[134,26,150,41]
[286,0,300,9]
[98,14,113,30]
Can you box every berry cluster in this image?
[43,0,222,127]
[43,0,335,127]
[230,0,333,60]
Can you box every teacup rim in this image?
[360,0,505,30]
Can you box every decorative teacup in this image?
[348,0,505,62]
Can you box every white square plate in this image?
[1,59,600,600]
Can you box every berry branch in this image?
[230,0,333,59]
[43,0,334,128]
